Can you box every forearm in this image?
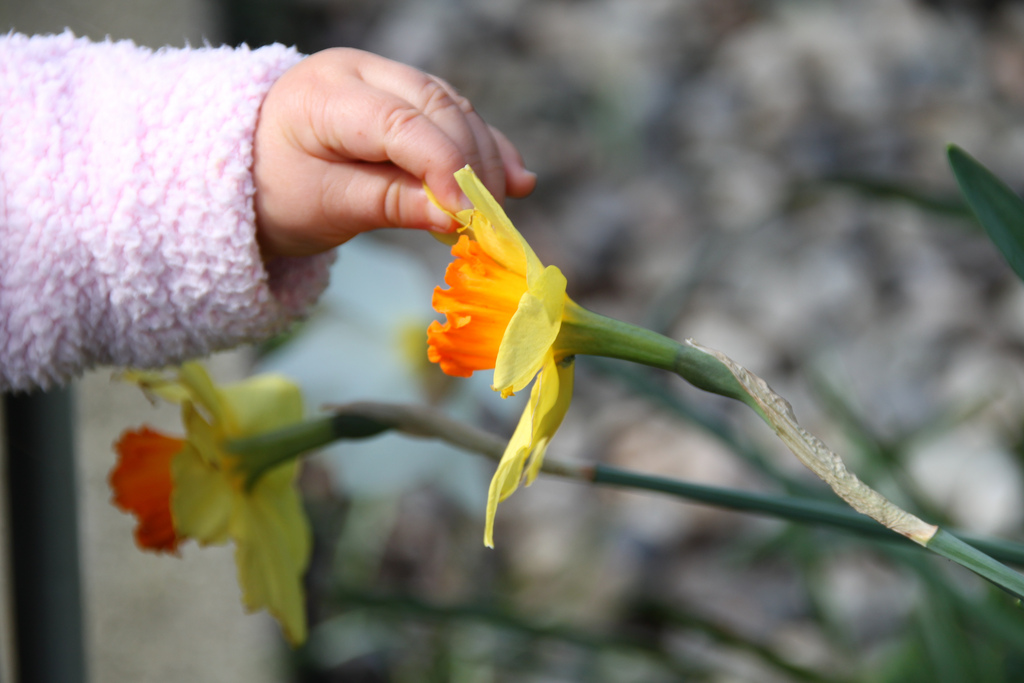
[0,31,332,391]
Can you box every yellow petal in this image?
[171,444,233,545]
[423,182,459,222]
[178,362,234,433]
[483,389,536,548]
[493,265,567,395]
[120,369,192,404]
[465,208,527,276]
[423,183,464,246]
[524,356,575,487]
[483,353,574,547]
[180,402,221,467]
[219,374,304,437]
[454,166,545,283]
[230,461,311,645]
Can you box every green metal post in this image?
[3,387,86,683]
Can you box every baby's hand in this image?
[252,48,536,259]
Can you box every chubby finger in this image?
[303,81,467,210]
[427,76,508,202]
[318,162,460,239]
[353,56,520,205]
[277,51,472,214]
[357,55,479,154]
[490,125,537,198]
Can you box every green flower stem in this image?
[224,401,670,488]
[227,413,393,490]
[560,305,934,540]
[561,305,1024,599]
[227,402,589,490]
[227,401,1024,567]
[558,303,767,419]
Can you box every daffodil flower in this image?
[423,163,1024,606]
[109,362,312,645]
[427,166,581,547]
[255,237,494,509]
[427,167,749,547]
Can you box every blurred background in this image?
[4,0,1024,680]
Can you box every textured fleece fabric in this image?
[0,32,334,391]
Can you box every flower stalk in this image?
[557,303,766,418]
[556,306,932,540]
[226,413,393,490]
[559,309,1024,598]
[233,400,1024,567]
[417,165,1024,595]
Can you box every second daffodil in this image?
[109,362,312,645]
[427,166,580,547]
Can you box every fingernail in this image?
[427,201,457,231]
[453,189,473,212]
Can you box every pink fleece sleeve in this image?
[0,31,334,391]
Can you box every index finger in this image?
[355,77,514,211]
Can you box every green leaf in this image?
[927,529,1024,602]
[948,144,1024,283]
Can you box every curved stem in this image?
[558,303,764,417]
[559,304,1024,598]
[227,413,392,490]
[226,401,1024,567]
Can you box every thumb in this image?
[321,164,461,240]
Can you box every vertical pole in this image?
[3,387,86,683]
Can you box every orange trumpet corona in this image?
[110,427,185,553]
[427,235,528,378]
